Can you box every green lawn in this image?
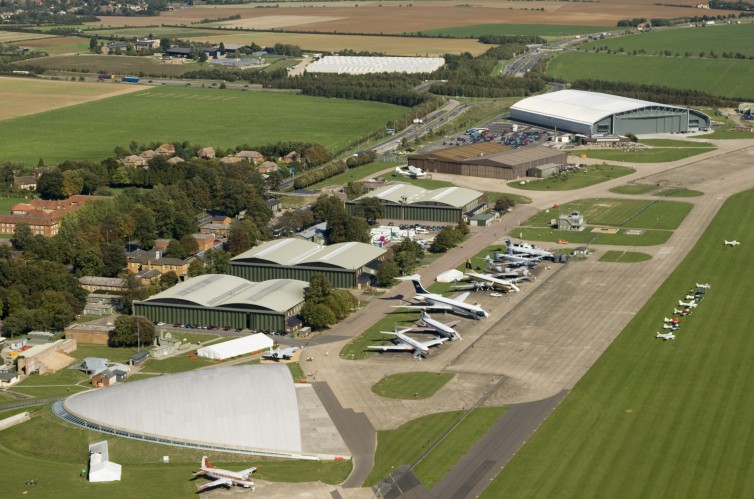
[0,195,29,213]
[609,184,657,195]
[598,250,652,263]
[385,172,455,190]
[421,24,614,38]
[584,23,754,58]
[580,147,715,163]
[509,164,634,191]
[639,139,714,148]
[371,372,454,399]
[546,52,754,100]
[286,361,305,381]
[0,406,350,498]
[480,187,754,499]
[517,227,673,246]
[312,161,401,189]
[524,199,693,230]
[414,406,507,489]
[0,86,407,166]
[141,352,217,374]
[364,410,464,486]
[340,311,423,360]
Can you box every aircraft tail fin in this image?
[202,456,214,469]
[409,275,430,295]
[504,239,512,254]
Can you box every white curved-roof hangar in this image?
[64,365,304,455]
[510,90,710,136]
[232,239,385,271]
[142,274,307,313]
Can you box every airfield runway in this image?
[282,138,754,498]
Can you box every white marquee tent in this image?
[88,441,121,482]
[196,333,273,360]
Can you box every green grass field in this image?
[422,24,614,38]
[510,163,634,191]
[486,191,532,206]
[0,406,351,498]
[384,172,455,190]
[524,199,693,230]
[585,23,754,58]
[517,227,673,246]
[639,139,714,148]
[580,146,714,163]
[0,86,406,165]
[609,184,658,195]
[598,250,652,262]
[656,188,704,198]
[480,187,754,499]
[546,52,754,100]
[0,195,29,213]
[141,352,218,374]
[371,372,454,399]
[312,161,401,189]
[23,54,203,77]
[364,410,464,486]
[413,406,507,489]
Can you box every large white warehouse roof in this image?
[232,239,385,270]
[64,365,305,456]
[307,56,444,74]
[511,90,669,127]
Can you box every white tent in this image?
[197,333,274,360]
[435,269,465,283]
[88,441,121,482]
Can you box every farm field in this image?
[422,23,615,38]
[86,2,732,33]
[585,23,754,58]
[0,76,144,122]
[0,85,406,165]
[510,163,633,191]
[0,30,55,43]
[19,54,204,78]
[546,52,754,100]
[16,36,90,55]
[481,188,754,499]
[0,406,351,498]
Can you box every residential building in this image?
[198,147,215,159]
[0,195,110,237]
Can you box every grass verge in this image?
[579,147,714,163]
[598,250,652,263]
[371,372,454,399]
[510,163,634,191]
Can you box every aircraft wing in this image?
[454,291,471,303]
[420,338,446,348]
[197,477,233,491]
[392,304,454,312]
[368,344,414,352]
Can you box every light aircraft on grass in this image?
[674,307,692,316]
[656,332,676,340]
[262,346,301,361]
[367,327,447,358]
[663,317,680,324]
[193,456,256,492]
[394,275,489,319]
[724,240,740,246]
[679,299,698,308]
[504,239,554,259]
[662,324,680,330]
[696,283,711,289]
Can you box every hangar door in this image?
[615,114,682,135]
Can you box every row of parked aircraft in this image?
[656,282,710,340]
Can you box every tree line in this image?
[570,79,739,107]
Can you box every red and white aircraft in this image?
[193,456,256,492]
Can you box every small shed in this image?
[572,246,590,257]
[81,357,108,374]
[129,351,149,366]
[469,212,497,227]
[527,163,560,178]
[0,371,20,387]
[92,369,116,387]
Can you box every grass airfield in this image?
[481,187,754,498]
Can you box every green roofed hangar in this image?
[230,239,386,289]
[133,274,308,333]
[345,183,486,223]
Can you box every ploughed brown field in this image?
[88,0,736,32]
[0,76,145,122]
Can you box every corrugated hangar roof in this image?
[232,238,385,270]
[511,90,668,127]
[411,142,509,161]
[64,365,304,455]
[470,146,566,167]
[356,182,483,208]
[143,274,307,312]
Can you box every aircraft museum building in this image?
[407,142,568,180]
[230,239,386,289]
[510,89,711,136]
[133,274,308,332]
[346,183,486,222]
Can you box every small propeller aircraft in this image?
[724,240,741,246]
[656,332,676,340]
[193,456,256,492]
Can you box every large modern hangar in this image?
[408,143,567,180]
[56,364,350,459]
[231,239,386,288]
[346,183,486,222]
[510,89,711,136]
[133,274,308,332]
